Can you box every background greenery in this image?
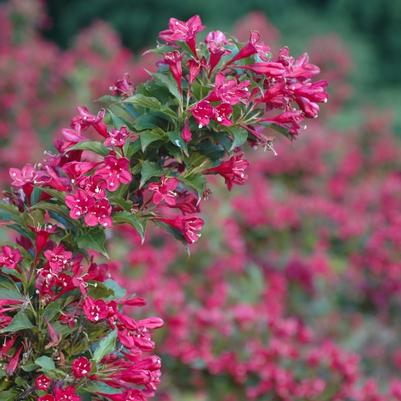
[40,0,401,130]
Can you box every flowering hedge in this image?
[0,11,328,401]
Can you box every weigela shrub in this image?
[0,12,327,401]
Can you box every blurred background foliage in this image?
[40,0,401,130]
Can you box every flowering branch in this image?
[0,14,327,401]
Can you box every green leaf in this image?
[88,282,114,300]
[77,228,108,258]
[35,356,56,372]
[43,299,63,321]
[134,113,164,130]
[124,138,141,160]
[180,175,206,197]
[228,127,248,150]
[167,131,188,156]
[39,187,66,202]
[0,276,23,301]
[152,72,182,103]
[140,161,163,188]
[0,390,17,400]
[108,109,127,129]
[31,202,69,216]
[108,103,136,128]
[268,123,294,140]
[113,211,145,241]
[1,311,33,333]
[0,287,24,301]
[124,94,161,110]
[140,128,166,152]
[104,279,127,299]
[21,362,37,372]
[95,95,117,107]
[196,139,225,162]
[93,330,117,363]
[68,141,109,156]
[85,381,122,395]
[0,201,22,223]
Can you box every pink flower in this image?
[291,80,328,103]
[109,73,134,98]
[32,224,57,259]
[182,118,192,143]
[84,198,112,228]
[9,164,42,199]
[44,245,72,274]
[97,154,132,192]
[292,80,328,118]
[38,396,55,401]
[212,103,233,126]
[61,126,85,145]
[0,246,21,269]
[148,177,179,206]
[35,374,51,391]
[62,161,97,181]
[228,30,270,64]
[71,356,92,379]
[65,189,92,220]
[238,61,286,76]
[54,386,80,401]
[0,336,16,357]
[259,110,304,136]
[6,345,23,375]
[174,191,200,214]
[158,215,204,244]
[278,47,320,79]
[191,100,233,127]
[9,164,36,187]
[187,58,205,85]
[104,126,130,148]
[77,175,107,200]
[107,390,147,401]
[208,74,251,105]
[66,189,111,227]
[205,31,230,72]
[206,153,249,190]
[83,297,108,322]
[159,15,205,57]
[191,100,214,127]
[162,51,183,93]
[72,106,108,138]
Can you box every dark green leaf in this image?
[140,161,163,188]
[124,94,161,110]
[35,356,56,372]
[167,131,188,156]
[180,175,206,197]
[104,279,127,299]
[77,228,108,258]
[93,330,117,363]
[124,139,141,160]
[113,211,145,241]
[1,311,33,333]
[0,201,22,223]
[68,141,109,156]
[88,282,114,300]
[0,390,17,400]
[228,127,248,150]
[85,381,121,395]
[140,128,166,152]
[152,72,182,103]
